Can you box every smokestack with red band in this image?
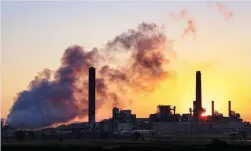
[211,100,214,116]
[228,101,231,117]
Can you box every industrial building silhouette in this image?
[1,67,250,142]
[85,67,248,134]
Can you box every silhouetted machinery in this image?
[230,111,240,118]
[214,111,223,117]
[157,105,176,116]
[156,105,178,122]
[228,101,242,121]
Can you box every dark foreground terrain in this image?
[2,145,251,151]
[2,139,251,150]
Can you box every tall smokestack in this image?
[195,71,202,116]
[228,101,231,117]
[193,101,196,116]
[88,67,96,127]
[211,100,214,116]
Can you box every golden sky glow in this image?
[2,1,251,122]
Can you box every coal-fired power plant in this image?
[3,68,246,135]
[88,67,96,128]
[3,19,247,132]
[194,71,203,117]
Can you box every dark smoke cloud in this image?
[6,22,174,129]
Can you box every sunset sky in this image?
[2,1,251,122]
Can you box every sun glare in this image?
[201,112,208,117]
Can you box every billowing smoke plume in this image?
[6,22,174,129]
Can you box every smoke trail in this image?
[215,3,233,21]
[180,19,195,39]
[170,9,190,20]
[170,9,196,39]
[6,22,174,129]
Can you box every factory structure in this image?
[2,67,250,141]
[88,68,250,135]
